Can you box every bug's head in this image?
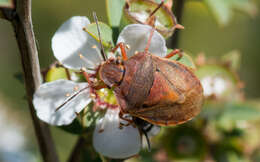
[99,58,125,88]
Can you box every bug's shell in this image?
[114,52,203,126]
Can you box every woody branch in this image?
[1,0,59,162]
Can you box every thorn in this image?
[175,24,185,30]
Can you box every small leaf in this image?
[45,67,68,82]
[59,103,104,134]
[59,118,84,134]
[106,0,125,27]
[85,22,114,48]
[0,0,14,9]
[168,49,196,69]
[227,152,250,162]
[222,103,260,121]
[45,66,84,82]
[204,0,231,26]
[83,102,104,128]
[204,0,258,26]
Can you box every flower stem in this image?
[1,0,59,162]
[68,134,101,162]
[68,136,86,162]
[169,0,185,48]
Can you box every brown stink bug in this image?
[96,27,203,126]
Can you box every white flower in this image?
[93,108,141,159]
[33,16,167,158]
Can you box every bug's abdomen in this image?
[132,56,204,126]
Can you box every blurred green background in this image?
[0,0,260,161]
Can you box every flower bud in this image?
[121,0,180,38]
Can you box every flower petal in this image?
[52,16,103,70]
[93,109,141,159]
[117,24,167,57]
[33,79,90,126]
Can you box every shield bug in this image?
[97,27,203,126]
[79,9,203,127]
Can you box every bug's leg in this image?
[165,49,183,60]
[118,111,134,128]
[81,68,93,85]
[111,42,128,61]
[145,28,155,53]
[64,68,72,80]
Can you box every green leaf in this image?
[45,66,85,82]
[83,102,104,128]
[45,67,68,82]
[204,0,257,26]
[106,0,125,27]
[221,103,260,121]
[0,0,14,9]
[59,118,84,134]
[85,22,114,48]
[59,103,104,134]
[227,152,250,162]
[168,49,196,69]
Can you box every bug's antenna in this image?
[93,12,107,61]
[55,86,89,112]
[144,28,155,53]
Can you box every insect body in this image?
[77,12,203,127]
[98,46,203,126]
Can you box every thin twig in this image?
[1,0,59,162]
[68,136,86,162]
[68,134,100,162]
[169,0,185,48]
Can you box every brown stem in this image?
[68,136,86,162]
[169,0,185,48]
[68,134,101,162]
[1,0,59,162]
